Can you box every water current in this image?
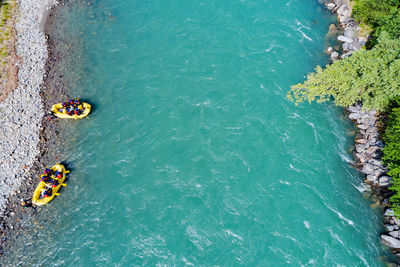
[1,0,394,265]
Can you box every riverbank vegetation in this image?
[383,100,400,215]
[288,32,400,111]
[0,0,18,101]
[288,1,400,216]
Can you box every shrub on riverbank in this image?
[382,101,400,216]
[288,32,400,111]
[352,0,400,46]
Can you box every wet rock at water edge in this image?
[386,224,395,232]
[381,235,400,249]
[330,51,339,61]
[357,124,369,130]
[348,112,361,120]
[362,163,375,175]
[327,24,338,35]
[327,3,336,10]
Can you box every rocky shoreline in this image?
[324,0,400,260]
[0,0,65,252]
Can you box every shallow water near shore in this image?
[1,0,395,265]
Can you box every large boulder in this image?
[357,124,369,130]
[366,174,378,183]
[385,209,395,217]
[330,51,339,61]
[355,138,367,144]
[328,24,338,35]
[386,224,395,232]
[362,163,375,175]
[389,231,400,238]
[379,176,391,187]
[327,3,336,10]
[348,112,361,120]
[381,235,400,249]
[338,35,353,43]
[344,28,355,39]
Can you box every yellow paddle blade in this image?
[65,171,70,173]
[55,193,60,196]
[61,183,67,186]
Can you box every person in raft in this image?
[53,170,62,179]
[40,186,53,199]
[44,168,53,176]
[60,99,84,116]
[41,168,53,184]
[40,174,51,184]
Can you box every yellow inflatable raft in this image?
[32,164,69,206]
[51,102,91,119]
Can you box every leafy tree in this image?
[287,32,400,111]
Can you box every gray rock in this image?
[381,235,400,249]
[327,24,338,35]
[342,42,351,51]
[355,144,365,153]
[355,153,366,164]
[389,231,400,238]
[362,163,375,174]
[330,51,339,61]
[366,175,378,183]
[337,35,353,43]
[366,146,379,155]
[327,3,336,10]
[386,224,395,232]
[344,28,355,39]
[368,158,381,167]
[376,140,384,148]
[357,124,369,130]
[355,138,367,144]
[385,209,395,217]
[336,5,347,16]
[379,176,391,187]
[348,112,361,120]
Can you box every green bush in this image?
[352,0,400,46]
[287,32,400,111]
[382,101,400,216]
[352,0,400,26]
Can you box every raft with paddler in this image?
[32,164,69,206]
[51,98,91,119]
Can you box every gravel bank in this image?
[0,0,57,215]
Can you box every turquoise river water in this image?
[1,0,395,265]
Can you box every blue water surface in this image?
[1,0,394,265]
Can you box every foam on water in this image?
[0,0,395,265]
